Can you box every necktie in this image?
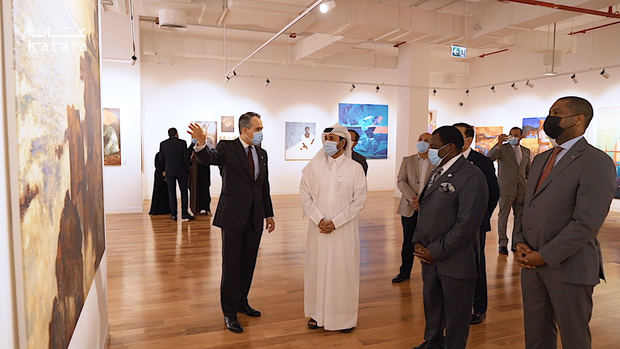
[247,145,255,181]
[535,146,563,192]
[427,168,443,188]
[514,145,522,164]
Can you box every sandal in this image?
[307,318,322,329]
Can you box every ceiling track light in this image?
[264,78,270,87]
[525,80,534,88]
[571,74,578,83]
[601,69,610,79]
[432,89,437,96]
[319,0,336,14]
[511,82,518,91]
[375,85,380,93]
[350,83,356,92]
[491,86,496,93]
[465,89,470,95]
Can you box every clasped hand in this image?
[318,219,336,234]
[414,243,434,264]
[514,243,546,269]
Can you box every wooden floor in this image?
[106,192,620,349]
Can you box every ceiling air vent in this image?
[158,8,187,31]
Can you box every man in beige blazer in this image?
[393,132,435,283]
[514,96,616,349]
[488,127,531,255]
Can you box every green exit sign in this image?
[451,45,467,58]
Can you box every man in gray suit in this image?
[412,126,488,349]
[488,127,531,255]
[393,132,434,283]
[514,96,616,349]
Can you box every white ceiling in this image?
[103,0,620,77]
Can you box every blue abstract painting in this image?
[338,103,389,159]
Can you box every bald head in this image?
[418,132,431,143]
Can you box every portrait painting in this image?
[221,115,235,133]
[285,122,321,161]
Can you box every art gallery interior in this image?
[2,0,620,348]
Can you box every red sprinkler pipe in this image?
[502,0,620,19]
[479,49,509,58]
[569,20,620,35]
[393,41,407,48]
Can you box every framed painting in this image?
[475,126,503,156]
[285,122,320,161]
[338,103,389,159]
[103,108,121,166]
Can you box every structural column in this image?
[395,43,430,195]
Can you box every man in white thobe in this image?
[300,123,367,332]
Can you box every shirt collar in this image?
[239,137,252,148]
[557,135,584,151]
[440,154,463,173]
[462,147,472,159]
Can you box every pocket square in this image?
[440,182,456,193]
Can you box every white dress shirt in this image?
[554,135,584,165]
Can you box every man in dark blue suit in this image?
[188,112,275,334]
[454,123,500,325]
[159,128,193,221]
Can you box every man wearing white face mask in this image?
[300,124,367,333]
[188,112,275,334]
[392,132,435,283]
[488,127,531,256]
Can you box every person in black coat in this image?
[159,128,193,221]
[187,112,275,334]
[188,141,212,215]
[454,123,500,326]
[348,130,368,176]
[149,152,170,215]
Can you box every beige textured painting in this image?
[9,0,105,348]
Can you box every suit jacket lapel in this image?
[533,139,586,198]
[256,147,266,181]
[422,156,466,201]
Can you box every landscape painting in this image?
[8,0,105,348]
[475,126,503,156]
[522,117,553,157]
[103,108,121,166]
[339,103,389,159]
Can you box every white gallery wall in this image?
[430,24,620,145]
[140,57,400,200]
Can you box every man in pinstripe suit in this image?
[188,112,275,334]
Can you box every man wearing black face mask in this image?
[411,126,488,349]
[513,97,616,349]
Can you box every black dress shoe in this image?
[499,246,509,255]
[170,215,177,221]
[239,303,261,317]
[224,315,243,333]
[412,337,446,349]
[412,341,431,349]
[392,274,410,283]
[471,312,486,325]
[182,214,195,221]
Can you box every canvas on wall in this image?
[338,103,389,159]
[475,126,503,156]
[221,115,235,133]
[596,107,620,199]
[285,122,321,161]
[428,110,437,133]
[103,108,121,166]
[7,0,105,347]
[193,121,218,148]
[522,117,553,157]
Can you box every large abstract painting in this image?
[596,107,620,199]
[7,0,104,348]
[103,108,121,166]
[475,126,503,156]
[285,122,321,161]
[522,117,553,157]
[339,103,389,159]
